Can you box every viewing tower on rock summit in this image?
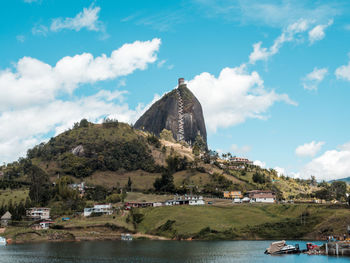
[134,78,207,147]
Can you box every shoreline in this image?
[6,229,328,245]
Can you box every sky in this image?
[1,0,350,181]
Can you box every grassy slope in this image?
[136,204,350,239]
[85,170,161,190]
[0,188,28,205]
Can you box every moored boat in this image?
[121,233,133,241]
[0,237,7,246]
[265,240,300,254]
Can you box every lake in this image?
[0,240,348,263]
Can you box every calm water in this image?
[0,240,348,263]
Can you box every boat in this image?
[121,233,133,241]
[265,240,300,254]
[0,237,7,246]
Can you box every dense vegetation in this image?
[26,119,159,178]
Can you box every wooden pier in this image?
[324,242,350,256]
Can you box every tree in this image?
[253,172,266,184]
[331,181,347,201]
[160,129,175,142]
[28,165,52,206]
[127,177,132,191]
[193,134,206,155]
[79,119,89,128]
[85,185,108,201]
[154,171,176,193]
[310,176,317,186]
[147,134,161,148]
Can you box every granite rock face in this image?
[134,81,207,146]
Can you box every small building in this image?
[26,208,50,220]
[1,211,12,227]
[241,197,250,203]
[39,221,55,230]
[84,204,113,217]
[164,200,180,206]
[124,202,154,210]
[248,190,276,203]
[188,196,205,205]
[69,182,86,196]
[223,191,243,199]
[229,157,253,165]
[165,196,205,206]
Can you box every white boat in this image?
[121,233,133,241]
[0,237,7,246]
[265,240,300,254]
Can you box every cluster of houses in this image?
[218,156,254,170]
[223,190,276,204]
[26,207,54,230]
[124,196,205,210]
[1,207,54,230]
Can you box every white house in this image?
[188,196,205,205]
[164,200,180,206]
[26,208,50,220]
[249,192,275,203]
[164,196,205,206]
[84,204,113,217]
[39,221,54,229]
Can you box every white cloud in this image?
[301,147,350,181]
[0,39,161,163]
[51,5,103,32]
[308,20,333,44]
[195,0,339,29]
[0,38,161,111]
[295,141,325,157]
[16,35,25,43]
[335,57,350,81]
[338,141,350,151]
[32,24,48,36]
[249,19,309,64]
[0,91,148,163]
[302,67,328,91]
[274,166,286,177]
[254,160,266,168]
[187,65,296,132]
[231,144,251,156]
[157,59,166,68]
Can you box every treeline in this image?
[315,181,348,202]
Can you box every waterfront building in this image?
[1,211,12,227]
[84,204,113,217]
[26,208,50,220]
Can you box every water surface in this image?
[0,240,348,263]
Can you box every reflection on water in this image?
[0,240,348,263]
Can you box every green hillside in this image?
[135,204,350,240]
[0,119,348,218]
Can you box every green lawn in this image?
[0,188,29,205]
[136,204,350,239]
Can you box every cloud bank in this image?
[187,65,296,132]
[0,39,161,163]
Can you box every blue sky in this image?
[1,0,350,181]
